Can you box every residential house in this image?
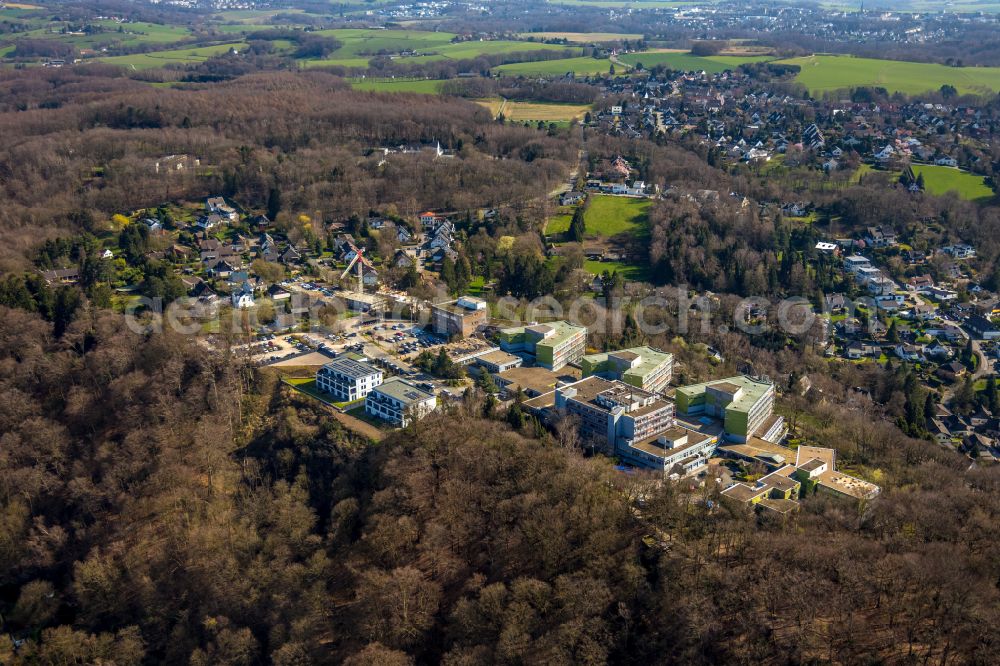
[907,275,935,291]
[231,281,255,309]
[966,315,1000,340]
[206,196,238,222]
[894,343,925,362]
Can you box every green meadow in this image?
[295,30,576,68]
[774,54,1000,96]
[583,195,652,238]
[911,165,995,203]
[544,210,575,236]
[350,79,447,94]
[97,43,245,70]
[494,56,612,76]
[618,51,772,73]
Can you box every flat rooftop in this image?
[629,426,713,461]
[322,357,380,379]
[795,445,836,469]
[501,320,587,348]
[582,345,673,381]
[718,436,794,466]
[677,375,774,414]
[477,350,521,366]
[818,470,880,500]
[433,300,487,316]
[373,377,435,405]
[758,469,800,494]
[443,337,498,363]
[498,365,581,396]
[524,391,557,411]
[722,482,768,503]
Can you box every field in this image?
[302,30,576,68]
[97,43,244,70]
[774,55,1000,96]
[481,98,591,122]
[544,210,575,235]
[351,79,447,94]
[911,165,995,203]
[82,28,578,71]
[583,195,652,238]
[494,56,613,76]
[618,50,773,73]
[584,260,649,281]
[518,32,644,43]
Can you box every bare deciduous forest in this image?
[1,307,998,663]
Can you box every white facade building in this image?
[316,357,383,402]
[365,378,436,426]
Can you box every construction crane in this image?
[340,240,376,293]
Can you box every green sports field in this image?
[911,165,995,203]
[618,51,773,74]
[494,56,613,76]
[774,55,1000,96]
[583,195,652,238]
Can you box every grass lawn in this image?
[850,163,874,184]
[284,378,363,409]
[583,195,652,238]
[910,165,995,203]
[584,260,649,281]
[545,210,574,235]
[467,275,486,295]
[519,31,643,43]
[346,405,389,429]
[773,54,1000,96]
[495,56,612,76]
[618,50,773,74]
[351,78,446,94]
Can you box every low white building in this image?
[316,357,383,402]
[365,377,436,426]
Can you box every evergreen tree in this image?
[440,256,457,294]
[568,207,586,242]
[986,375,999,413]
[886,319,899,343]
[924,392,936,422]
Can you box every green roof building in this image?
[499,320,587,371]
[675,375,783,443]
[581,346,673,393]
